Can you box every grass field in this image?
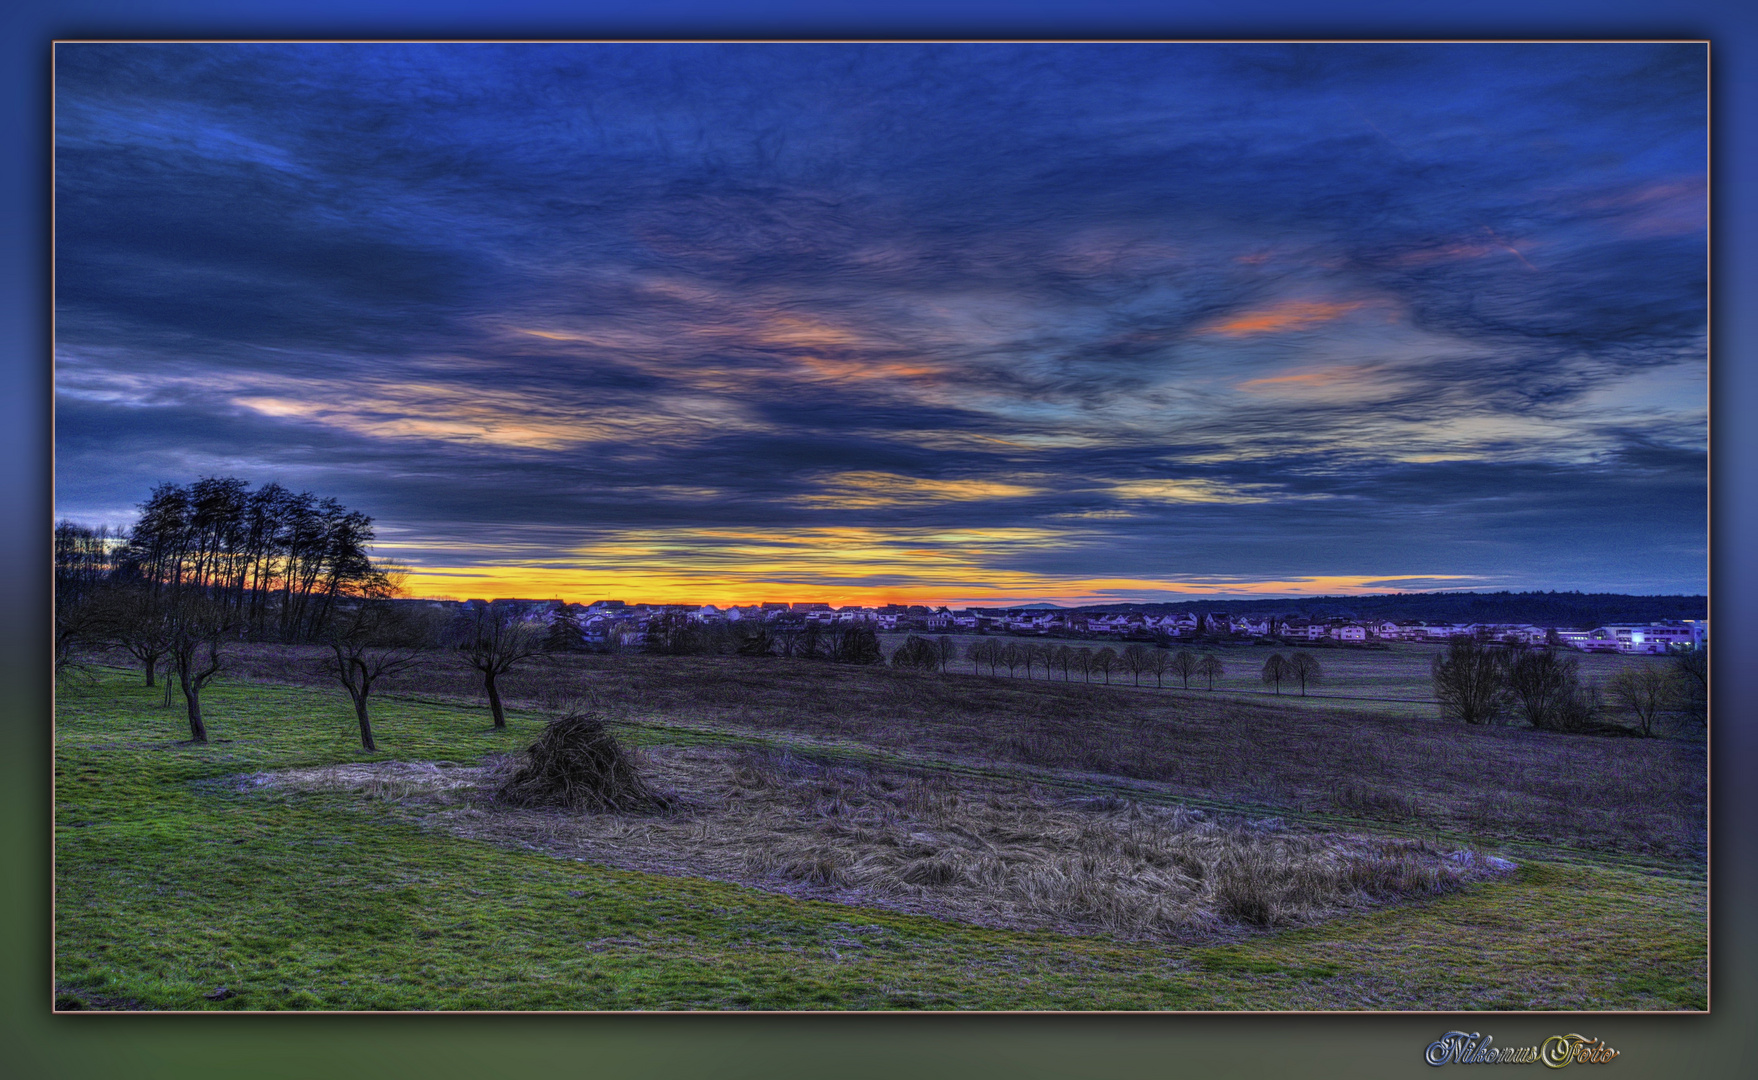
[53,652,1707,1011]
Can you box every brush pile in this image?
[494,712,668,813]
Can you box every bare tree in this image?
[1505,647,1582,730]
[934,636,958,673]
[1147,647,1171,688]
[1287,651,1322,697]
[999,642,1024,678]
[446,604,547,729]
[1122,643,1154,686]
[1196,653,1224,690]
[1089,647,1117,685]
[1051,644,1074,682]
[1072,647,1095,683]
[1670,648,1707,730]
[320,604,431,751]
[1609,667,1677,738]
[1432,635,1508,726]
[90,586,174,687]
[1169,649,1198,689]
[167,595,231,743]
[1261,653,1290,695]
[891,635,939,671]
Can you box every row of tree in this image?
[56,478,391,645]
[1431,635,1707,736]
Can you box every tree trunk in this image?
[144,656,155,687]
[485,671,506,729]
[181,676,208,743]
[354,693,376,752]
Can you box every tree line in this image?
[1431,634,1706,737]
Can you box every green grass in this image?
[54,667,1706,1011]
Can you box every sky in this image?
[53,42,1708,606]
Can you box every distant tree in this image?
[1260,653,1291,695]
[1146,647,1171,689]
[934,636,959,674]
[825,623,884,665]
[644,610,703,656]
[91,585,174,687]
[1091,647,1118,685]
[1196,653,1224,690]
[1609,667,1677,738]
[1072,647,1096,683]
[1287,651,1322,697]
[167,595,232,743]
[448,604,547,729]
[543,607,585,653]
[1000,642,1024,678]
[732,622,775,657]
[1122,644,1154,686]
[1169,650,1199,690]
[1505,647,1583,730]
[1670,648,1707,730]
[1051,644,1074,682]
[320,603,431,751]
[891,635,940,671]
[963,640,990,676]
[1432,635,1508,726]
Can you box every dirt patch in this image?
[248,747,1510,941]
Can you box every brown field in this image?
[256,747,1499,942]
[218,644,1707,866]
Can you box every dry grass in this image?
[493,713,669,814]
[254,746,1502,941]
[214,646,1706,862]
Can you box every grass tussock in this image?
[259,747,1498,940]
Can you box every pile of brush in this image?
[494,712,669,813]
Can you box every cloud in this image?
[53,42,1708,598]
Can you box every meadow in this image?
[53,647,1707,1011]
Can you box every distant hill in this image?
[1076,591,1706,626]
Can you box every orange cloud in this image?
[1235,364,1374,392]
[1202,300,1366,337]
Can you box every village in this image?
[399,597,1708,656]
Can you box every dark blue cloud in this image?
[54,42,1707,599]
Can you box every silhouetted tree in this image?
[1147,647,1171,688]
[544,606,585,653]
[1197,653,1224,690]
[1287,651,1322,697]
[934,636,958,673]
[1670,648,1707,730]
[1609,667,1677,738]
[891,635,940,671]
[1051,644,1074,682]
[320,603,431,751]
[167,595,231,743]
[1091,647,1118,685]
[1170,650,1198,689]
[1072,647,1096,683]
[1261,653,1290,695]
[1505,647,1582,730]
[1122,643,1154,686]
[1432,635,1508,726]
[92,585,174,687]
[449,603,547,729]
